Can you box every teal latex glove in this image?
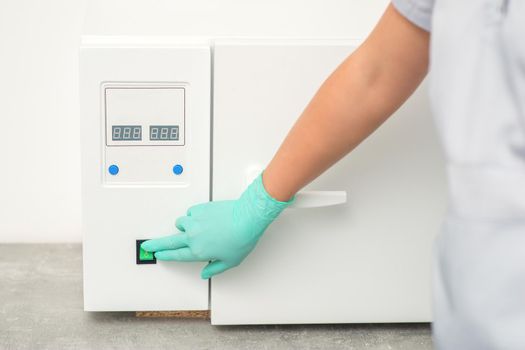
[141,173,295,279]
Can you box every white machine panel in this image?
[210,42,447,325]
[81,44,210,311]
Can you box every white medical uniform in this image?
[392,0,525,349]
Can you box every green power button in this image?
[136,240,156,265]
[140,248,154,261]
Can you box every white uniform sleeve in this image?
[391,0,435,32]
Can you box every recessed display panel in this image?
[112,125,142,141]
[105,87,186,146]
[150,125,179,141]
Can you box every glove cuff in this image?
[241,172,295,222]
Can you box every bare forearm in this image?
[263,4,430,201]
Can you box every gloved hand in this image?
[141,173,295,279]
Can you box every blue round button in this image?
[172,164,183,175]
[108,164,119,175]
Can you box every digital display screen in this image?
[150,125,179,141]
[112,125,142,141]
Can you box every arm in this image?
[263,3,430,201]
[141,4,430,279]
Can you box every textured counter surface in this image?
[0,244,432,350]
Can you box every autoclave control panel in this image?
[103,83,188,185]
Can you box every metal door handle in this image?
[289,190,347,209]
[245,166,347,209]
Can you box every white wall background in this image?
[0,0,387,242]
[0,0,87,242]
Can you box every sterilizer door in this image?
[211,41,446,324]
